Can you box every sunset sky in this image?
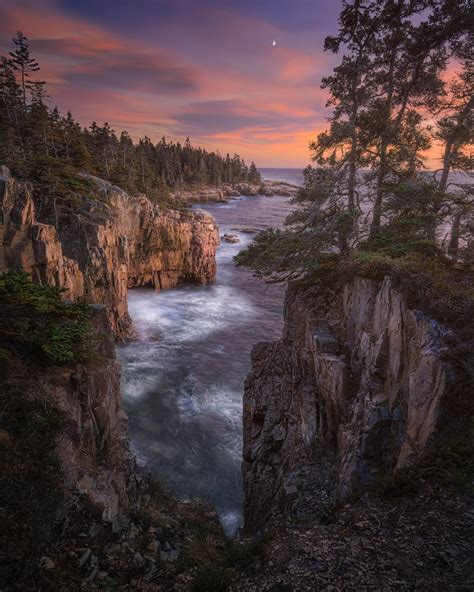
[0,0,451,168]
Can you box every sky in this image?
[0,0,450,168]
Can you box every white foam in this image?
[219,509,243,537]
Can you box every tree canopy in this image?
[236,0,473,278]
[0,32,261,203]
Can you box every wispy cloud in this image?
[0,0,343,166]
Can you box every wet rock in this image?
[222,233,240,243]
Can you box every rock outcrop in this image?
[170,179,299,204]
[243,276,459,531]
[43,305,133,523]
[0,301,132,532]
[0,169,219,339]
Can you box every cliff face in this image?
[0,169,219,339]
[0,302,134,581]
[39,305,133,522]
[1,300,228,590]
[243,277,456,530]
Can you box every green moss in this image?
[0,270,94,366]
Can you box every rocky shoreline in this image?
[0,170,229,590]
[170,179,299,205]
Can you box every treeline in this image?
[0,32,261,201]
[237,0,473,275]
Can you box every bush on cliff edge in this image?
[0,270,94,366]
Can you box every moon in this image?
[272,40,277,47]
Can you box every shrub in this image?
[0,270,94,366]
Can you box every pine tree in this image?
[366,0,471,236]
[236,0,473,279]
[319,0,378,217]
[0,32,261,202]
[248,162,261,184]
[436,47,474,257]
[9,32,41,109]
[0,56,22,161]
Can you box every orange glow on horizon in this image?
[0,1,457,169]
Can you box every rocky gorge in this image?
[0,168,227,590]
[1,168,473,591]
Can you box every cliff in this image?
[2,305,132,519]
[0,275,230,591]
[0,168,219,339]
[243,276,468,530]
[0,299,132,586]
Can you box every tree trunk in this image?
[448,211,461,258]
[21,66,26,109]
[439,96,473,254]
[370,0,403,237]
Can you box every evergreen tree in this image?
[9,32,41,109]
[0,32,262,203]
[248,162,261,184]
[236,0,473,280]
[365,0,471,236]
[436,58,474,257]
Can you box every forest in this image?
[0,32,261,203]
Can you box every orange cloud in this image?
[0,0,452,168]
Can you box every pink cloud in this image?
[0,1,332,165]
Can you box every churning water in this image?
[118,188,296,535]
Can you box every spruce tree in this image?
[9,32,41,110]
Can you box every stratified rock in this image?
[0,174,84,300]
[0,171,220,340]
[243,277,460,531]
